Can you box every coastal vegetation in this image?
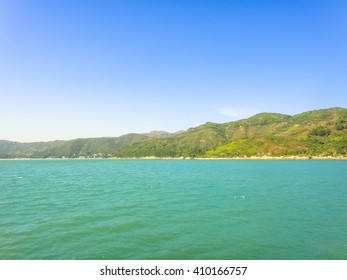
[1,107,346,159]
[114,107,347,158]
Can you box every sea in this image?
[0,159,346,260]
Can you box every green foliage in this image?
[239,113,291,126]
[0,134,152,158]
[116,107,347,158]
[291,107,347,124]
[336,120,346,131]
[336,124,344,130]
[309,126,331,137]
[1,107,347,158]
[115,124,226,158]
[205,137,310,157]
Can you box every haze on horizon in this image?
[1,0,346,142]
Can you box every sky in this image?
[1,0,346,142]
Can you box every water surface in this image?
[0,159,346,259]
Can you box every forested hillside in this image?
[1,108,346,158]
[115,107,347,158]
[0,133,166,158]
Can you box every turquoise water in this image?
[0,159,346,260]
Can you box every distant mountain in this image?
[142,130,174,138]
[114,107,347,158]
[1,107,346,159]
[0,132,171,158]
[0,140,65,159]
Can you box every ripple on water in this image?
[0,159,346,259]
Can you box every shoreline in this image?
[1,156,347,160]
[112,156,347,160]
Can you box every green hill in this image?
[0,133,164,158]
[115,107,347,158]
[0,140,65,159]
[33,133,150,158]
[1,107,346,159]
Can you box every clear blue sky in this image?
[1,0,346,142]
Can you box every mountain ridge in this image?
[1,107,346,158]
